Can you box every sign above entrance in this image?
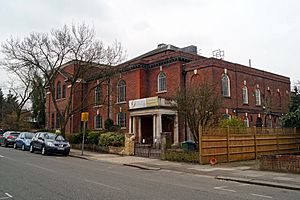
[129,96,159,109]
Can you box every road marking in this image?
[0,155,4,158]
[214,186,236,193]
[4,193,12,198]
[85,179,121,191]
[0,193,13,199]
[26,163,56,173]
[251,193,272,199]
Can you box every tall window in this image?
[94,115,102,129]
[95,85,102,105]
[62,85,66,98]
[56,81,61,99]
[242,86,248,104]
[277,92,281,108]
[117,112,126,128]
[158,72,166,92]
[117,80,126,102]
[221,74,230,97]
[255,88,261,105]
[56,113,60,129]
[51,113,55,129]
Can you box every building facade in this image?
[45,44,290,146]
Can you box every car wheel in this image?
[4,140,8,147]
[64,151,69,156]
[29,144,34,153]
[21,144,25,151]
[41,146,47,155]
[13,143,17,149]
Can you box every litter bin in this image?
[181,141,196,151]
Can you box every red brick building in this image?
[45,44,290,145]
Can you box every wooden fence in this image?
[200,128,300,164]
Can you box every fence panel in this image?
[200,128,300,164]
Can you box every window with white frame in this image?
[94,115,102,129]
[95,85,102,105]
[242,86,248,104]
[221,74,230,97]
[158,72,166,92]
[117,80,126,102]
[255,88,261,105]
[117,112,126,128]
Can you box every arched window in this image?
[255,88,261,106]
[62,85,66,98]
[117,112,126,128]
[95,85,102,105]
[221,74,230,97]
[276,91,281,108]
[56,81,61,99]
[242,86,248,104]
[158,72,166,92]
[117,80,126,102]
[94,115,102,129]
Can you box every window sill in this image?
[56,98,66,102]
[223,96,231,99]
[120,127,126,130]
[243,103,249,106]
[94,105,103,108]
[94,128,103,130]
[156,90,167,94]
[116,101,126,105]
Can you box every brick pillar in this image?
[161,132,170,160]
[124,133,135,156]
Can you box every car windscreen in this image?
[44,133,56,140]
[24,133,34,139]
[11,133,20,137]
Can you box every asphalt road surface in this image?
[0,147,299,200]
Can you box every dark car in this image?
[0,131,20,147]
[14,132,35,151]
[30,132,70,156]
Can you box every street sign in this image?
[81,112,89,121]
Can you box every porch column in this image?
[156,114,162,143]
[129,116,132,134]
[132,116,136,135]
[173,114,179,145]
[153,114,157,144]
[138,116,142,143]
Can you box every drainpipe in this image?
[182,64,188,141]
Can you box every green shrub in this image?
[67,133,83,144]
[87,131,101,144]
[220,116,245,128]
[99,132,125,147]
[164,150,199,163]
[104,118,114,131]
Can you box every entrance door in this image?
[162,115,174,148]
[140,116,153,144]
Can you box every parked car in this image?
[30,132,70,156]
[14,132,35,151]
[0,131,20,147]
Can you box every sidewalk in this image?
[69,149,300,191]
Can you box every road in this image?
[0,147,299,200]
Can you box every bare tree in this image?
[1,24,126,135]
[173,82,222,142]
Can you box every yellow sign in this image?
[146,96,159,107]
[81,112,89,121]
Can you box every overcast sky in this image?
[1,0,300,92]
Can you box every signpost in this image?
[81,112,89,156]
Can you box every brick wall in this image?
[259,155,300,173]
